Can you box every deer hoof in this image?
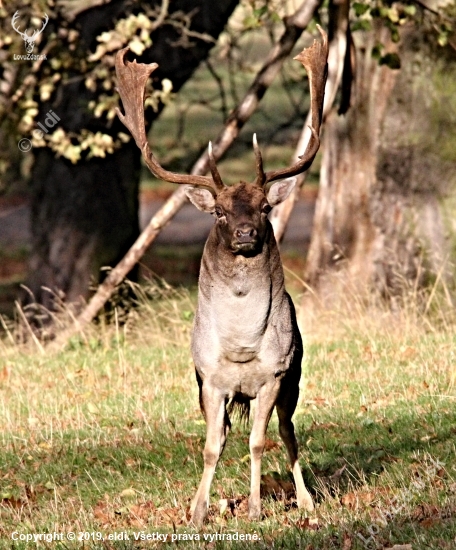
[190,503,207,527]
[298,491,315,512]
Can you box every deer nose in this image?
[235,225,257,243]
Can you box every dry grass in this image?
[0,279,455,549]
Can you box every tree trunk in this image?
[304,25,453,303]
[304,26,396,297]
[270,0,350,243]
[26,0,238,309]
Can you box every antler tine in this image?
[115,48,220,196]
[252,133,266,187]
[262,26,328,186]
[208,142,226,191]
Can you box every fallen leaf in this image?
[130,501,155,521]
[261,474,294,500]
[1,496,27,509]
[119,488,136,500]
[93,502,111,526]
[342,534,352,550]
[295,517,320,531]
[341,491,374,509]
[305,396,330,407]
[264,438,280,451]
[0,364,11,382]
[420,517,439,528]
[153,506,187,526]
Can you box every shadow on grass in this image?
[3,409,456,549]
[298,408,456,489]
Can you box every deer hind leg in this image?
[276,376,314,512]
[190,384,229,527]
[248,383,280,520]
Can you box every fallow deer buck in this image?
[115,27,328,526]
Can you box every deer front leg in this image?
[190,385,228,527]
[248,383,280,520]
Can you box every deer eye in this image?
[262,203,272,215]
[214,206,224,218]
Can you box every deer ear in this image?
[266,177,297,206]
[186,187,216,213]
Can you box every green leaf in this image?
[271,12,282,24]
[242,15,260,30]
[391,27,400,43]
[386,7,400,23]
[352,20,372,32]
[353,2,370,17]
[380,53,401,69]
[253,6,268,18]
[181,310,193,321]
[371,43,384,60]
[438,30,448,47]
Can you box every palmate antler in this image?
[115,49,225,197]
[115,26,328,195]
[253,25,328,188]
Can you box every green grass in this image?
[0,282,455,549]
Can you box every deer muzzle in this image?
[232,224,258,252]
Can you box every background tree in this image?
[2,0,455,325]
[303,0,456,304]
[0,0,238,310]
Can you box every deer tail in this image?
[227,395,250,425]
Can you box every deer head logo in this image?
[12,11,49,54]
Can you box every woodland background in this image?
[0,0,455,320]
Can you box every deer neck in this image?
[201,221,285,298]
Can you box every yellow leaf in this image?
[87,402,99,414]
[120,488,136,500]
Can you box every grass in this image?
[0,280,455,549]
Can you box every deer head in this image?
[12,11,49,54]
[115,27,327,255]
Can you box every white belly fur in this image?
[192,277,293,398]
